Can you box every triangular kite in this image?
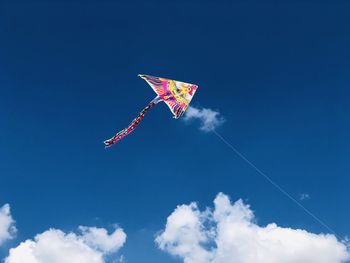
[104,74,198,147]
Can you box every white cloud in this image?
[117,255,125,263]
[300,193,310,201]
[184,106,225,132]
[156,193,350,263]
[0,204,16,246]
[79,226,126,254]
[5,226,126,263]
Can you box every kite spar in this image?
[104,74,198,147]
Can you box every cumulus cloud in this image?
[79,226,126,254]
[184,106,225,132]
[5,226,126,263]
[0,204,16,246]
[156,193,350,263]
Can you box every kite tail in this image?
[103,96,162,147]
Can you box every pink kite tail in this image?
[103,96,162,147]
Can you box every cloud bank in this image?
[184,106,225,132]
[156,193,349,263]
[0,204,16,246]
[5,226,126,263]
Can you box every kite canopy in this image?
[138,74,198,119]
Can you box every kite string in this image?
[212,130,339,238]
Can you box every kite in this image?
[103,74,198,147]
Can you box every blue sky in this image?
[0,0,349,262]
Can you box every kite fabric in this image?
[103,74,198,147]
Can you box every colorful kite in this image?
[103,74,198,147]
